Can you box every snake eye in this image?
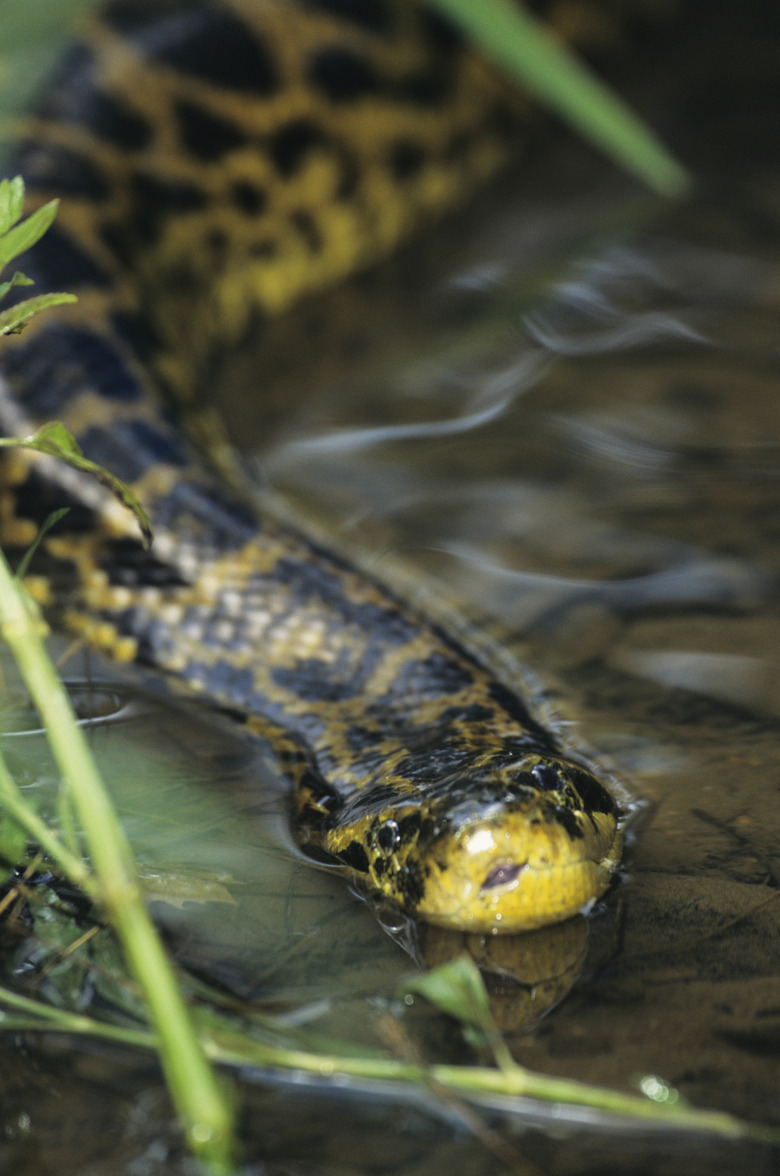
[481,862,524,891]
[375,820,401,856]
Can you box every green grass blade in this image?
[425,0,690,197]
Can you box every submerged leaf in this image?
[139,868,239,910]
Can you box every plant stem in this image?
[0,552,239,1174]
[2,981,777,1150]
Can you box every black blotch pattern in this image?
[387,651,475,701]
[82,90,153,150]
[290,209,322,253]
[8,225,111,293]
[550,805,584,841]
[99,222,134,270]
[111,311,158,365]
[346,724,385,752]
[271,659,363,704]
[568,767,617,816]
[230,181,267,216]
[5,546,81,596]
[392,67,453,106]
[443,129,473,163]
[398,813,429,843]
[25,39,152,150]
[269,119,326,177]
[103,173,209,260]
[128,172,208,247]
[204,228,228,259]
[79,417,189,484]
[299,0,393,35]
[174,100,250,162]
[14,142,110,201]
[150,475,257,538]
[104,1,279,95]
[371,855,390,880]
[3,326,141,418]
[389,140,425,180]
[396,859,426,908]
[248,239,278,260]
[102,0,202,34]
[308,48,380,102]
[99,538,189,589]
[337,840,370,873]
[10,469,98,534]
[437,702,497,728]
[335,157,360,200]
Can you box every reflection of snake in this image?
[418,917,590,1033]
[0,0,624,933]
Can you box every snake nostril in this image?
[481,862,525,891]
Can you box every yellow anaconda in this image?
[0,0,626,933]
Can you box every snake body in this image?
[0,0,624,933]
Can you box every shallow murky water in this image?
[1,1,780,1174]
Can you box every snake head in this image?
[325,752,623,934]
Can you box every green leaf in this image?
[0,198,62,273]
[403,954,495,1034]
[0,176,25,237]
[424,0,690,198]
[0,291,78,336]
[0,270,35,301]
[0,422,153,548]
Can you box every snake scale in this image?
[0,0,626,933]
